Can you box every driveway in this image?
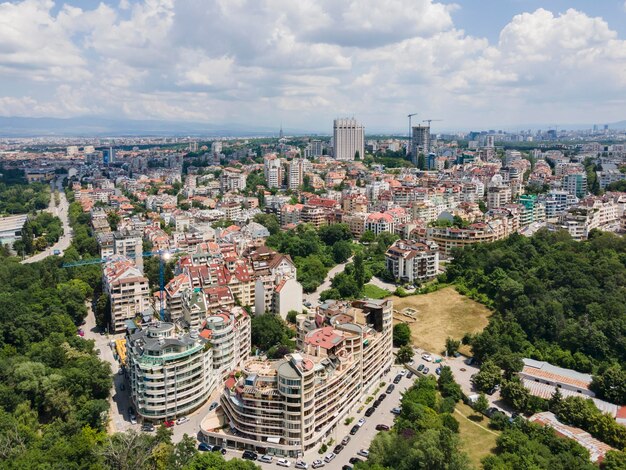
[303,257,353,308]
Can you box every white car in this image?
[422,354,433,362]
[398,369,406,376]
[357,418,366,427]
[259,454,273,463]
[323,452,336,463]
[391,407,402,415]
[175,417,189,425]
[357,449,369,458]
[295,461,308,469]
[311,461,324,469]
[277,458,292,467]
[129,416,137,425]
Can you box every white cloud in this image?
[0,1,625,129]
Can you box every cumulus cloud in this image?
[0,0,625,129]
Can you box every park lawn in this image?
[362,283,392,299]
[455,401,500,468]
[390,286,491,355]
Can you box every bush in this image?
[318,443,328,454]
[441,413,460,433]
[344,417,354,425]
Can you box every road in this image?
[303,257,353,308]
[81,299,132,434]
[21,177,73,264]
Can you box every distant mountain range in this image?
[0,116,624,137]
[0,116,306,137]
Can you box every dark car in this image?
[365,407,376,417]
[375,424,390,431]
[333,444,344,454]
[141,423,155,432]
[406,371,414,379]
[342,466,353,470]
[422,367,430,375]
[198,443,212,452]
[211,445,226,455]
[349,457,362,465]
[485,407,499,418]
[350,424,360,435]
[386,384,395,394]
[393,375,402,384]
[378,394,386,401]
[417,364,425,372]
[242,450,258,460]
[372,399,381,408]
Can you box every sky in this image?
[1,0,626,133]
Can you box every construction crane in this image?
[422,119,442,126]
[63,249,178,321]
[407,113,418,157]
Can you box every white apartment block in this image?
[220,168,247,193]
[333,118,365,161]
[287,158,309,190]
[202,307,252,376]
[103,258,151,333]
[202,299,393,457]
[264,155,283,189]
[126,323,216,422]
[385,239,439,283]
[365,212,395,235]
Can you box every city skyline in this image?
[1,1,626,133]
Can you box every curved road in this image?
[303,256,353,308]
[21,178,73,264]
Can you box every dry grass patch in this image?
[455,401,499,468]
[390,286,491,355]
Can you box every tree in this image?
[286,310,299,324]
[353,253,366,289]
[472,361,501,393]
[396,345,413,364]
[438,367,463,402]
[445,337,460,356]
[393,323,412,347]
[332,240,352,263]
[354,150,360,160]
[602,450,626,470]
[107,211,121,231]
[318,223,352,246]
[591,367,626,405]
[473,393,489,416]
[250,314,293,352]
[253,213,280,235]
[417,153,426,170]
[360,230,376,244]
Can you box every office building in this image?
[310,139,323,157]
[202,299,393,457]
[102,147,115,165]
[333,118,365,161]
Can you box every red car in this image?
[163,420,175,428]
[77,329,85,337]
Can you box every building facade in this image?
[333,118,365,161]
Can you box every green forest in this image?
[0,169,50,215]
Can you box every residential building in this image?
[103,258,151,333]
[264,155,283,189]
[385,239,439,283]
[287,158,308,190]
[200,307,251,375]
[201,299,393,457]
[333,118,365,161]
[220,168,247,193]
[126,323,216,422]
[365,212,394,235]
[113,228,144,271]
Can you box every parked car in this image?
[393,375,402,384]
[417,364,425,372]
[141,423,155,432]
[485,407,499,418]
[324,452,336,463]
[391,407,402,415]
[209,401,219,411]
[259,454,273,463]
[163,420,175,428]
[349,457,362,465]
[365,407,376,417]
[487,384,501,395]
[198,443,212,452]
[342,466,352,470]
[120,383,125,391]
[378,394,386,401]
[77,329,84,337]
[242,450,257,460]
[465,357,475,365]
[398,369,406,376]
[350,425,360,435]
[295,460,308,469]
[375,424,390,431]
[211,446,226,455]
[277,458,292,467]
[386,384,395,394]
[341,436,351,446]
[406,371,414,379]
[422,354,432,362]
[372,399,381,408]
[435,367,441,375]
[333,444,344,454]
[357,449,369,458]
[175,416,189,425]
[311,460,325,469]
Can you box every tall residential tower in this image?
[333,118,364,161]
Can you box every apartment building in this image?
[287,158,309,190]
[280,203,304,226]
[426,218,512,257]
[333,118,365,161]
[113,228,144,271]
[487,185,512,210]
[250,248,302,317]
[342,212,368,238]
[220,168,247,193]
[264,155,283,189]
[201,299,393,457]
[385,239,439,283]
[300,205,327,228]
[558,197,620,240]
[200,307,251,375]
[365,212,394,235]
[103,257,151,333]
[126,323,216,422]
[164,273,192,323]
